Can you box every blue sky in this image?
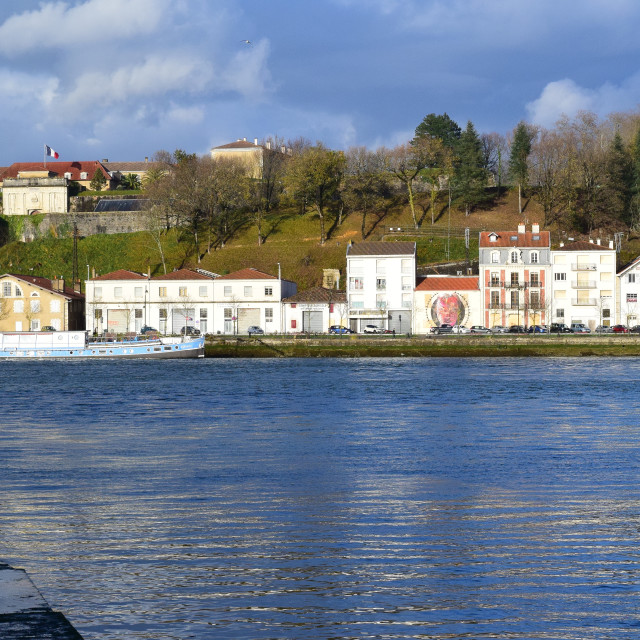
[1,0,640,165]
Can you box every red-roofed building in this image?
[414,275,481,333]
[479,223,551,329]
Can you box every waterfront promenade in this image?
[0,562,83,639]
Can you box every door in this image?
[107,309,129,333]
[172,308,195,334]
[302,311,323,333]
[238,308,260,333]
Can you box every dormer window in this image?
[491,251,499,264]
[64,172,72,179]
[530,251,539,264]
[80,172,88,180]
[510,250,519,263]
[488,233,498,243]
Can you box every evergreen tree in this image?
[508,121,536,214]
[630,127,640,229]
[90,169,107,191]
[413,112,461,150]
[452,121,487,216]
[603,131,632,225]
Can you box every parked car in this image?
[550,323,573,333]
[180,326,201,336]
[611,324,629,333]
[140,325,158,335]
[528,325,547,333]
[595,325,613,333]
[40,326,56,331]
[490,325,508,334]
[247,325,264,335]
[363,324,383,334]
[629,325,640,333]
[470,325,491,334]
[571,323,591,333]
[329,325,353,334]
[508,325,525,333]
[434,324,453,334]
[451,325,470,334]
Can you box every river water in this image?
[0,357,639,639]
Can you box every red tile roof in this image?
[1,161,111,182]
[283,287,346,303]
[556,240,614,251]
[479,230,550,248]
[91,269,146,281]
[152,269,213,281]
[4,274,84,299]
[347,241,416,256]
[212,140,262,150]
[415,276,479,291]
[217,268,277,280]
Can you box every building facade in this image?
[282,287,347,333]
[346,241,416,333]
[414,276,481,333]
[617,255,640,326]
[479,224,551,328]
[0,274,84,331]
[550,240,616,329]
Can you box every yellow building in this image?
[0,274,85,331]
[210,138,265,178]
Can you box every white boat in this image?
[0,331,205,359]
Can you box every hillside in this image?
[0,189,639,288]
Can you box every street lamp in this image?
[144,288,148,327]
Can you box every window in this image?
[350,260,364,275]
[349,277,363,290]
[80,172,88,180]
[30,319,40,331]
[350,295,364,309]
[491,251,499,264]
[603,309,611,318]
[30,299,40,313]
[376,278,386,291]
[510,251,519,264]
[401,259,413,274]
[200,308,207,333]
[627,293,637,303]
[199,286,208,297]
[159,287,167,297]
[402,276,413,291]
[530,251,539,264]
[530,291,540,307]
[14,286,22,297]
[134,287,143,297]
[244,286,252,297]
[629,273,636,283]
[530,272,539,287]
[402,293,411,308]
[200,308,208,319]
[52,319,61,330]
[114,287,123,298]
[179,287,187,297]
[2,282,11,297]
[510,272,519,286]
[95,287,102,298]
[557,308,564,318]
[510,291,519,307]
[490,291,500,308]
[264,287,273,296]
[224,286,232,297]
[50,299,60,312]
[64,172,71,179]
[291,319,297,329]
[376,259,386,274]
[94,309,103,320]
[159,309,167,320]
[135,309,143,319]
[376,295,386,309]
[554,273,566,281]
[13,300,23,313]
[224,308,232,319]
[265,308,274,323]
[490,272,500,287]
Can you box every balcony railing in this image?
[571,280,597,289]
[572,298,597,306]
[572,263,597,271]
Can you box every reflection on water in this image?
[1,358,640,639]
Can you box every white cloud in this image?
[0,0,171,55]
[219,40,273,99]
[526,75,640,127]
[0,68,58,108]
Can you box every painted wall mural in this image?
[429,293,467,326]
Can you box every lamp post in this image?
[144,288,148,327]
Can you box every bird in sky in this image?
[240,39,252,46]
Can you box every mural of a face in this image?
[431,294,465,326]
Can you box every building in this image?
[617,255,640,326]
[414,275,481,333]
[102,160,164,186]
[0,274,84,331]
[282,287,347,333]
[479,223,551,329]
[210,138,289,179]
[212,268,297,334]
[346,241,416,333]
[85,269,217,335]
[550,239,616,329]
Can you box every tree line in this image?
[143,109,640,261]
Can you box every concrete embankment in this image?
[0,562,83,639]
[204,334,640,358]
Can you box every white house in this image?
[414,276,481,334]
[212,268,297,334]
[346,241,416,333]
[85,268,216,335]
[282,287,347,333]
[550,239,616,329]
[616,255,640,326]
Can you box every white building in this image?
[346,241,416,333]
[282,287,347,333]
[550,239,616,329]
[414,276,481,333]
[212,268,297,334]
[616,255,640,326]
[85,268,216,335]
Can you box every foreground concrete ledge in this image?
[0,563,83,639]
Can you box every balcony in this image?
[572,263,597,271]
[571,280,597,289]
[503,281,528,289]
[572,298,597,306]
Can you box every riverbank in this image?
[204,334,640,357]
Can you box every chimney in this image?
[145,157,148,163]
[74,280,81,294]
[531,223,540,233]
[243,137,247,141]
[52,277,64,292]
[589,239,594,244]
[609,240,614,249]
[518,223,525,233]
[596,238,601,245]
[559,242,564,247]
[254,138,258,145]
[101,158,109,163]
[266,141,271,150]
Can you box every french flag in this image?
[45,145,59,159]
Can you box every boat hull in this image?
[0,332,205,359]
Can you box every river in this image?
[0,357,639,639]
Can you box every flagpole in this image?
[43,144,46,169]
